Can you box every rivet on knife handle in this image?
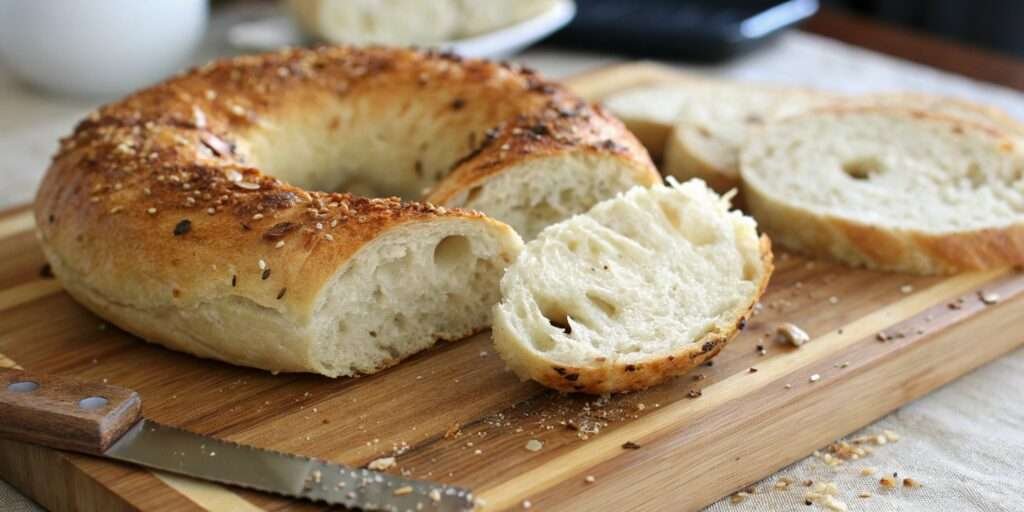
[0,368,142,454]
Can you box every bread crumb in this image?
[879,476,896,489]
[367,456,396,471]
[858,491,872,498]
[902,478,920,488]
[776,322,810,347]
[860,467,876,476]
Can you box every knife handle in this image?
[0,368,142,454]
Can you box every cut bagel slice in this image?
[491,178,773,394]
[663,84,831,193]
[740,107,1024,274]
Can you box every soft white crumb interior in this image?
[494,178,764,366]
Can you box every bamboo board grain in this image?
[2,65,1024,512]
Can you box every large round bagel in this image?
[34,46,659,377]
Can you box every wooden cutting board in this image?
[2,63,1024,512]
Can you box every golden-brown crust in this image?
[529,235,774,394]
[426,102,658,205]
[34,46,654,374]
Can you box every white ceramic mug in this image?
[0,0,208,99]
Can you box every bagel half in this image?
[740,108,1024,274]
[35,47,658,376]
[492,179,773,394]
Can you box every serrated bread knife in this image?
[0,368,474,511]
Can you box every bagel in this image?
[35,46,658,377]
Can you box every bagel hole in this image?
[433,235,472,269]
[586,292,618,318]
[842,156,883,180]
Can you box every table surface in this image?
[1,6,1023,512]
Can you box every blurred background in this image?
[824,0,1024,56]
[3,0,1024,100]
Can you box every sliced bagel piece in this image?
[662,84,832,193]
[491,178,773,394]
[599,76,714,159]
[740,107,1024,274]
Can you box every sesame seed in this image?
[584,475,596,483]
[525,439,543,452]
[253,213,264,220]
[828,296,839,304]
[258,259,266,270]
[109,206,123,214]
[809,374,821,383]
[900,284,914,294]
[207,207,216,215]
[393,486,413,496]
[173,219,192,236]
[324,234,334,241]
[147,207,157,215]
[275,240,285,249]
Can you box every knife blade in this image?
[0,368,474,512]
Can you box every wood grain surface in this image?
[1,65,1023,512]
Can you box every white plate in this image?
[228,0,576,59]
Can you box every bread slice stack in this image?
[602,74,1024,274]
[492,178,773,394]
[741,108,1024,274]
[662,84,831,193]
[602,80,832,191]
[600,77,714,159]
